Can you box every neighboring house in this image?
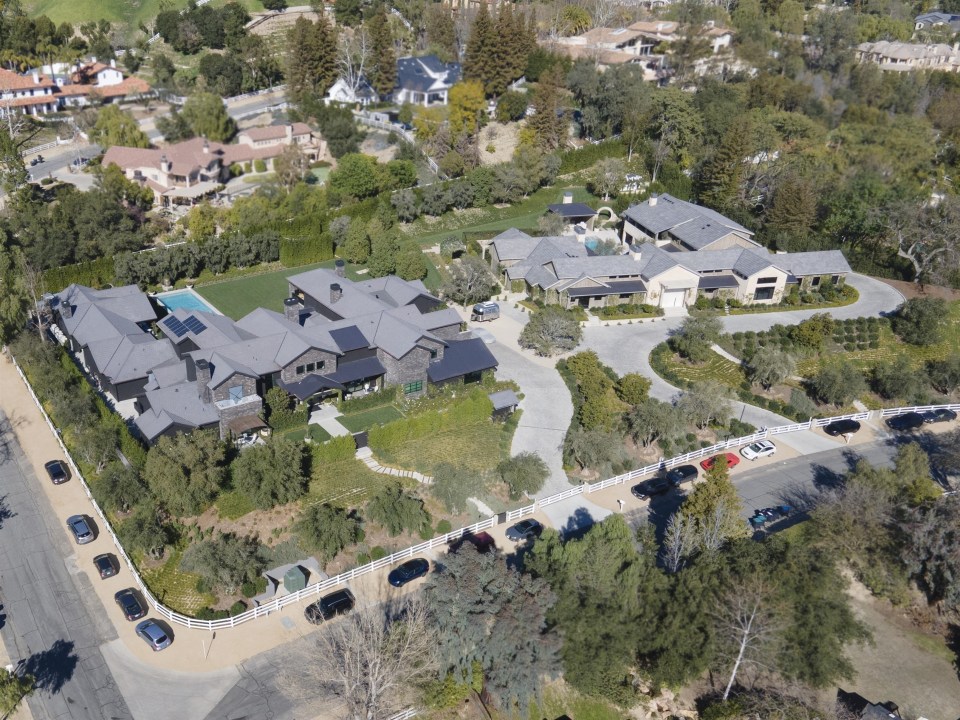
[393,55,461,106]
[0,58,150,117]
[325,77,378,106]
[836,690,903,720]
[52,269,497,444]
[102,123,325,207]
[856,40,960,71]
[488,226,851,309]
[628,19,734,54]
[622,193,758,251]
[914,11,960,33]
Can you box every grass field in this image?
[140,549,214,615]
[27,0,263,29]
[338,406,404,433]
[306,458,400,508]
[667,351,748,389]
[215,490,256,520]
[375,421,505,475]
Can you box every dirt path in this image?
[843,578,960,720]
[877,278,960,301]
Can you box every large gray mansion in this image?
[51,267,496,443]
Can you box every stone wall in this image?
[378,346,430,394]
[279,348,339,384]
[217,396,264,439]
[211,372,258,403]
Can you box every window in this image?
[811,276,821,287]
[306,362,316,372]
[429,349,438,360]
[296,365,306,375]
[403,380,423,395]
[757,277,778,284]
[831,275,840,285]
[228,385,243,402]
[754,287,775,301]
[317,360,325,369]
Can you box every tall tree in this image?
[286,16,338,106]
[90,105,150,149]
[0,243,30,345]
[367,8,396,100]
[712,579,780,700]
[426,4,457,62]
[447,80,485,137]
[680,454,748,552]
[698,116,753,212]
[527,65,567,151]
[463,4,495,94]
[181,92,237,142]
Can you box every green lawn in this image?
[338,406,404,433]
[140,549,215,615]
[279,424,332,443]
[408,185,599,246]
[375,420,505,475]
[215,490,256,520]
[27,0,263,29]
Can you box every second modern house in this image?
[51,268,497,443]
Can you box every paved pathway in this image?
[355,447,431,482]
[308,405,350,437]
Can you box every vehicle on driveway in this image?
[823,419,861,437]
[66,515,94,544]
[305,589,355,624]
[740,440,777,461]
[135,619,172,651]
[114,589,146,621]
[665,464,698,485]
[885,412,925,431]
[44,460,70,484]
[700,453,741,472]
[631,476,674,500]
[93,554,117,579]
[922,408,957,424]
[505,519,543,543]
[388,558,430,587]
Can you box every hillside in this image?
[25,0,263,31]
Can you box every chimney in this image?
[110,59,116,68]
[91,56,97,64]
[648,194,658,207]
[330,283,342,304]
[160,154,171,173]
[562,191,573,205]
[31,71,39,84]
[334,259,345,278]
[60,302,73,319]
[195,359,212,403]
[202,140,209,154]
[283,297,301,323]
[285,123,293,141]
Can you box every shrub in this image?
[230,600,247,615]
[253,159,267,173]
[241,577,268,598]
[844,342,856,351]
[497,452,549,499]
[370,546,387,560]
[436,519,452,535]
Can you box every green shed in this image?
[283,565,308,592]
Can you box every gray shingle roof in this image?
[135,381,220,441]
[56,284,156,325]
[623,194,754,249]
[93,334,178,383]
[426,337,497,382]
[547,202,596,218]
[396,55,460,93]
[778,250,851,276]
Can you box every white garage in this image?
[659,288,687,308]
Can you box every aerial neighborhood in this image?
[1,1,960,720]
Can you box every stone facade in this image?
[378,346,432,394]
[211,372,259,403]
[280,348,340,384]
[217,395,264,439]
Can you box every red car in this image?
[700,453,741,471]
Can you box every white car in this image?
[740,440,776,461]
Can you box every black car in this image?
[631,476,673,501]
[114,588,146,621]
[387,558,430,587]
[923,408,958,424]
[305,589,355,624]
[44,460,70,485]
[505,519,544,543]
[93,554,117,579]
[886,412,925,431]
[665,464,698,485]
[823,419,861,437]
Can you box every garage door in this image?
[660,289,686,308]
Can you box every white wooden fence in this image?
[10,354,960,631]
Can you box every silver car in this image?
[135,620,172,651]
[66,515,94,544]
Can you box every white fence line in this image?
[10,354,960,631]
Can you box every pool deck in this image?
[153,288,223,315]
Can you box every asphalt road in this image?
[0,413,133,720]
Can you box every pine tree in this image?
[527,65,567,150]
[490,3,516,96]
[367,8,397,100]
[698,115,751,212]
[313,13,339,97]
[463,4,495,94]
[767,173,817,248]
[426,4,457,63]
[285,17,338,105]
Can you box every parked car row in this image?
[886,409,957,431]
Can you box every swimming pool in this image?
[584,238,600,252]
[155,288,220,315]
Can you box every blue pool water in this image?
[156,289,218,314]
[584,238,600,252]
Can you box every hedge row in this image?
[339,386,400,414]
[43,256,116,291]
[311,434,358,464]
[557,140,625,175]
[279,234,334,266]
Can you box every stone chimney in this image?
[110,59,116,68]
[330,283,342,304]
[31,71,39,84]
[195,359,212,403]
[285,123,294,141]
[202,140,210,154]
[60,301,73,319]
[283,297,301,323]
[562,191,573,204]
[334,259,345,278]
[648,194,658,207]
[160,154,171,173]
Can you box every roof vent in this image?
[648,194,658,207]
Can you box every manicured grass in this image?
[216,490,256,520]
[27,0,263,29]
[196,259,365,319]
[140,549,215,615]
[280,424,332,443]
[338,406,404,433]
[408,185,599,246]
[667,351,748,389]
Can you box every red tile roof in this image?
[0,67,56,91]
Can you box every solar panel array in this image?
[162,316,188,337]
[183,315,207,334]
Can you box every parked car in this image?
[66,515,94,544]
[387,558,430,587]
[923,408,957,424]
[505,519,544,543]
[135,619,172,651]
[631,476,673,500]
[665,464,698,485]
[304,589,355,624]
[740,440,777,461]
[886,412,925,432]
[44,459,70,485]
[823,419,861,437]
[448,531,497,554]
[699,453,741,471]
[93,554,117,579]
[114,589,146,621]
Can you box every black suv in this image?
[665,465,698,485]
[923,408,957,424]
[114,589,146,621]
[886,412,925,432]
[44,460,70,485]
[823,419,861,437]
[305,589,355,624]
[631,477,673,500]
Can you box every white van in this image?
[471,302,500,322]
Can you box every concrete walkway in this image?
[355,447,432,482]
[308,404,351,437]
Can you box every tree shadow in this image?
[22,639,78,695]
[645,489,687,547]
[810,463,845,491]
[560,507,596,540]
[0,494,15,530]
[947,624,960,681]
